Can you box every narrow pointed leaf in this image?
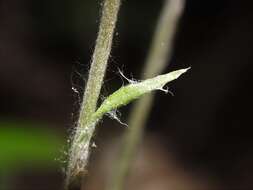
[92,67,190,122]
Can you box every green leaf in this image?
[92,68,190,122]
[0,120,63,171]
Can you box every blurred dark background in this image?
[0,0,252,189]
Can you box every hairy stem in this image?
[107,0,185,190]
[66,0,121,189]
[80,0,121,126]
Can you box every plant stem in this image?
[80,0,121,126]
[106,1,185,190]
[66,0,121,189]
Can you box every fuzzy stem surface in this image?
[66,0,121,189]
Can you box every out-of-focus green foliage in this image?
[0,120,64,171]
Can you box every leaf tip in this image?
[169,67,190,80]
[180,67,191,73]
